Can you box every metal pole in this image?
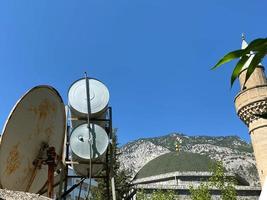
[63,125,70,200]
[111,177,116,200]
[57,167,64,199]
[84,72,91,127]
[26,142,48,192]
[47,147,56,199]
[109,108,116,200]
[106,153,110,200]
[106,107,113,200]
[85,72,93,199]
[57,177,86,200]
[78,180,83,200]
[59,105,69,199]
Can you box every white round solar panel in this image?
[0,86,66,193]
[70,123,109,160]
[68,78,109,118]
[70,123,109,177]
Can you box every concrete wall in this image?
[135,187,260,200]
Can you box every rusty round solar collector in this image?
[0,86,66,193]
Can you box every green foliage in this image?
[212,49,245,70]
[221,184,237,200]
[91,186,103,200]
[189,183,211,200]
[136,189,147,200]
[209,161,226,188]
[137,189,176,200]
[91,129,132,199]
[212,37,267,87]
[230,55,249,86]
[145,134,253,153]
[151,190,176,200]
[189,161,237,200]
[209,162,237,200]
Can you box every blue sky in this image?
[0,0,266,145]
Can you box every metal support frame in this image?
[59,177,86,200]
[59,106,113,200]
[47,147,57,198]
[26,142,49,192]
[57,73,115,200]
[27,144,57,198]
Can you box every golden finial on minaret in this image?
[175,137,182,153]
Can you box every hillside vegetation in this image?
[119,133,259,186]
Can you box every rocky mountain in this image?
[119,133,260,186]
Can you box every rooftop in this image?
[135,151,215,179]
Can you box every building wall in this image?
[133,172,261,200]
[136,188,260,200]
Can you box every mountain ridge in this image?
[119,132,259,186]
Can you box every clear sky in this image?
[0,0,266,145]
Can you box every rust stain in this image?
[45,126,54,140]
[36,126,41,136]
[23,168,28,173]
[28,99,57,120]
[23,159,34,175]
[28,133,33,141]
[21,159,35,189]
[5,143,21,175]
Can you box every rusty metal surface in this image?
[0,86,66,193]
[47,147,56,198]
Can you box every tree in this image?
[189,183,211,200]
[91,129,132,199]
[136,189,147,200]
[189,161,237,200]
[209,162,237,200]
[137,189,176,200]
[212,37,267,88]
[151,190,176,200]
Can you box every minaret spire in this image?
[235,34,267,187]
[242,33,245,41]
[241,33,248,49]
[240,34,262,70]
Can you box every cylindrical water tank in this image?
[70,123,109,177]
[68,78,110,119]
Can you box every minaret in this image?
[235,34,267,187]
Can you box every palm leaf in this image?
[253,42,267,54]
[211,49,245,70]
[246,38,267,52]
[230,56,250,87]
[243,53,265,87]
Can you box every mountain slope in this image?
[119,133,260,186]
